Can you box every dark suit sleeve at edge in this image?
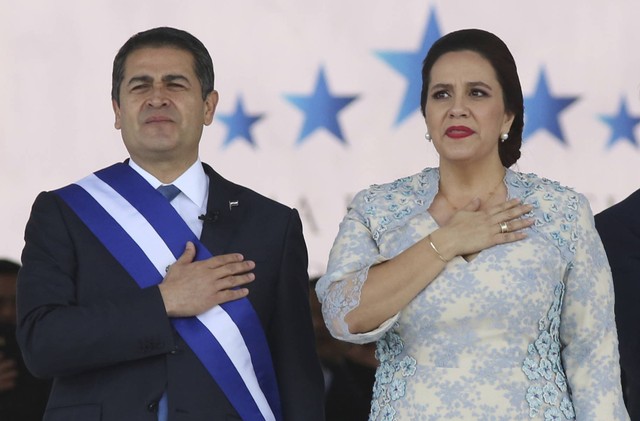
[269,209,325,421]
[16,192,175,378]
[595,196,640,420]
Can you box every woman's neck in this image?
[437,163,507,210]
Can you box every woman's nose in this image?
[448,96,469,118]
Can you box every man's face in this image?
[0,274,17,325]
[113,46,218,169]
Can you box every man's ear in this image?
[203,90,219,126]
[112,99,122,130]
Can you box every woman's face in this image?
[425,50,514,166]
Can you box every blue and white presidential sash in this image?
[55,163,282,421]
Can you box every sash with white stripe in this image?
[55,163,282,421]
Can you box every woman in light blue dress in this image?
[316,29,629,420]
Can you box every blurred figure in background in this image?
[596,189,640,420]
[310,277,376,421]
[0,259,50,421]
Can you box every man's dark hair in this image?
[420,29,524,168]
[111,27,215,105]
[0,259,21,275]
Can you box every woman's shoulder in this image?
[507,169,588,207]
[508,170,593,258]
[350,167,438,209]
[345,168,438,239]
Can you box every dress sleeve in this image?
[560,194,630,420]
[315,190,399,344]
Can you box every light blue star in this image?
[375,8,442,126]
[217,95,264,148]
[599,96,640,148]
[285,67,358,145]
[523,69,579,144]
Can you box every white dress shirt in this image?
[129,158,209,238]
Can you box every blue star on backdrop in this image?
[285,67,358,145]
[523,69,579,144]
[599,96,640,149]
[217,95,264,148]
[375,8,442,127]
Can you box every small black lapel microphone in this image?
[198,211,220,222]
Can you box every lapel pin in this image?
[229,200,239,210]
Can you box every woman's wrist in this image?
[427,233,449,263]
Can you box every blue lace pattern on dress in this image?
[370,327,417,421]
[318,168,628,419]
[522,278,576,420]
[317,172,433,343]
[367,175,427,243]
[518,173,580,420]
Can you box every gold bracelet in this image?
[427,234,448,263]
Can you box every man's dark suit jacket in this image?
[16,163,325,421]
[595,188,640,421]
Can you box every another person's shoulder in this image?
[596,188,640,221]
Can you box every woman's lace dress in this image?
[316,168,629,420]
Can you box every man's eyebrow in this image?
[127,75,153,86]
[126,74,191,85]
[162,74,191,84]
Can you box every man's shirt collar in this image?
[128,158,208,209]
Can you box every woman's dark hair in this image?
[420,29,524,167]
[111,27,214,105]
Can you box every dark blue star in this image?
[523,69,579,144]
[375,8,442,126]
[599,97,640,148]
[284,67,358,145]
[216,95,264,148]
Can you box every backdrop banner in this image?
[1,0,639,275]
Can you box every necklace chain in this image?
[438,175,505,211]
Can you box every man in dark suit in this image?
[16,27,324,421]
[595,189,640,421]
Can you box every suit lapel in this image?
[199,163,246,256]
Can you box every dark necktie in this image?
[157,184,180,202]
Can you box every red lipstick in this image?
[445,126,474,139]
